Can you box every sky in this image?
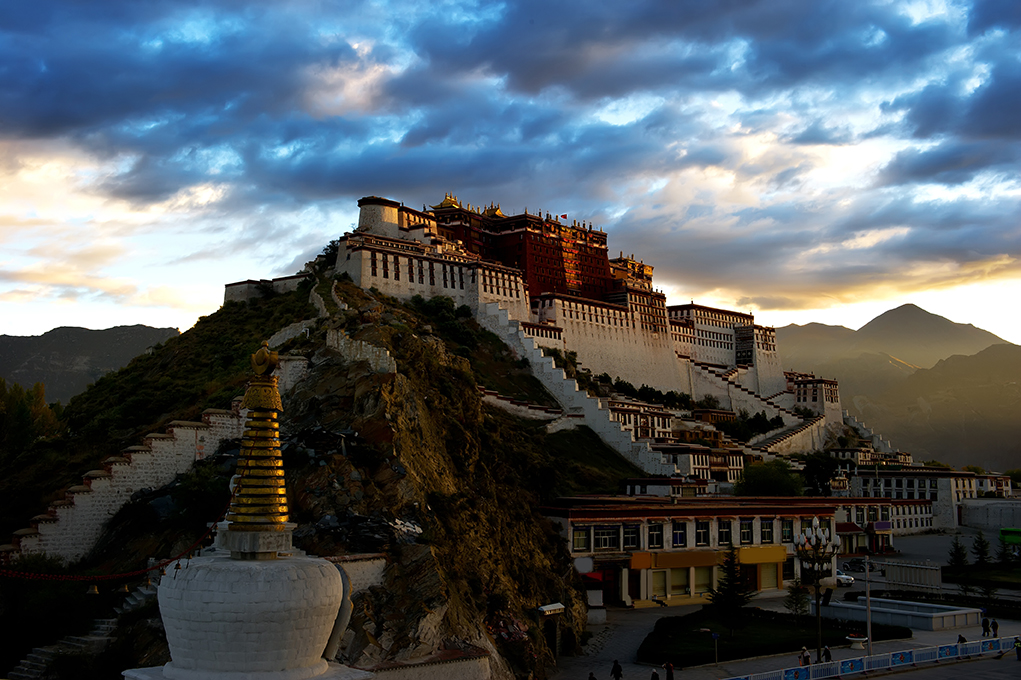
[2,0,1021,342]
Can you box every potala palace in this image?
[329,195,840,436]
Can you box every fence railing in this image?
[723,637,1016,680]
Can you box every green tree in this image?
[706,543,753,635]
[995,534,1014,565]
[783,576,809,619]
[801,452,840,497]
[948,536,969,569]
[972,531,991,567]
[921,459,952,469]
[734,460,804,496]
[1005,469,1021,489]
[948,536,973,595]
[962,465,985,474]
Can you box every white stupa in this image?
[125,343,373,680]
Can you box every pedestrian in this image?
[650,671,659,680]
[800,647,811,666]
[1014,636,1020,661]
[991,619,999,637]
[823,646,832,663]
[611,660,623,680]
[957,634,967,644]
[982,617,990,637]
[589,674,597,680]
[662,662,674,680]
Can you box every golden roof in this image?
[431,193,461,210]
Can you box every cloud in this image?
[1,0,1021,336]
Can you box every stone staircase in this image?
[7,618,118,680]
[2,408,246,564]
[751,415,827,454]
[689,360,801,423]
[475,302,678,476]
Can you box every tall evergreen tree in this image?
[995,534,1013,565]
[784,576,810,619]
[706,542,754,636]
[972,531,991,567]
[948,536,969,570]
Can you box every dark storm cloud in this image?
[4,0,1021,315]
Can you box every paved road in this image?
[551,593,1021,680]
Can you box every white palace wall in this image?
[11,408,246,563]
[533,297,692,394]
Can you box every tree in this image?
[921,459,952,469]
[1005,469,1021,490]
[706,543,753,635]
[962,465,985,475]
[734,460,804,496]
[995,534,1014,566]
[972,531,991,567]
[784,576,810,619]
[801,452,840,497]
[948,536,969,569]
[948,536,973,595]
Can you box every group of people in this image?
[980,616,1000,637]
[798,645,831,666]
[593,659,675,680]
[587,627,1021,679]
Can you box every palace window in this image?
[623,525,640,550]
[740,519,754,545]
[593,526,619,551]
[781,519,794,543]
[695,520,710,546]
[761,519,774,544]
[672,521,687,547]
[648,524,664,550]
[718,520,732,546]
[572,527,590,552]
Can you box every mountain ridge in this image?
[0,324,180,403]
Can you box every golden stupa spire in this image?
[225,341,288,531]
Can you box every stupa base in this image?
[124,661,374,680]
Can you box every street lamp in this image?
[795,516,841,663]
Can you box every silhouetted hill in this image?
[777,305,1016,468]
[851,344,1021,472]
[777,304,1007,371]
[850,304,1006,368]
[0,325,179,403]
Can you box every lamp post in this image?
[795,517,841,663]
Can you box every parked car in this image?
[842,558,880,572]
[835,570,855,587]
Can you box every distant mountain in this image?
[0,325,179,403]
[778,304,1007,370]
[777,304,1017,469]
[852,344,1021,472]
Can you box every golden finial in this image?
[227,341,287,531]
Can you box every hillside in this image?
[0,325,180,403]
[0,276,643,679]
[777,304,1007,370]
[851,343,1021,472]
[776,304,1015,468]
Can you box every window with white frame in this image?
[695,520,710,546]
[740,519,754,544]
[718,519,732,545]
[594,526,619,550]
[623,525,640,550]
[572,527,590,552]
[761,519,774,544]
[672,521,687,547]
[648,524,664,549]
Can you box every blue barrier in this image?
[722,638,1014,680]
